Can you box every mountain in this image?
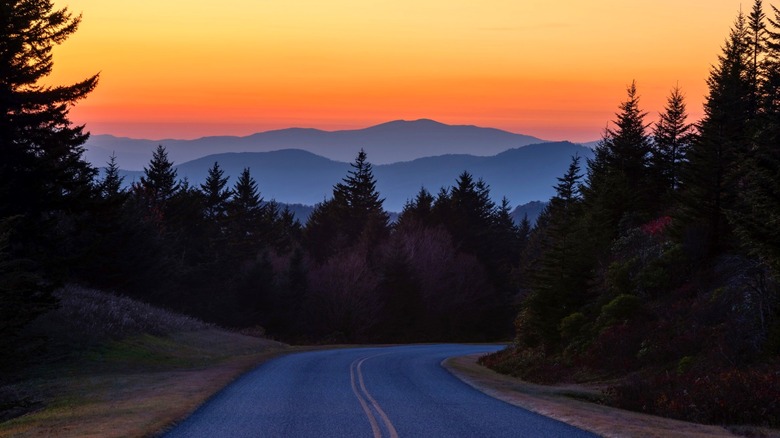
[84,119,546,170]
[510,201,547,226]
[114,142,593,213]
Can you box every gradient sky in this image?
[49,1,748,142]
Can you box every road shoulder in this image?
[443,353,740,438]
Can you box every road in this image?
[163,344,598,437]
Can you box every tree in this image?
[100,154,125,200]
[676,12,752,255]
[728,3,780,274]
[0,217,52,358]
[138,145,179,207]
[0,1,97,340]
[582,83,652,255]
[747,0,767,116]
[331,149,390,244]
[652,86,694,197]
[444,171,495,255]
[226,167,266,260]
[200,162,231,222]
[304,150,389,260]
[0,1,99,221]
[396,187,436,230]
[517,156,590,350]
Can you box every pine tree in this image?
[397,187,435,229]
[728,4,780,274]
[517,156,589,350]
[200,161,231,222]
[305,150,389,260]
[332,149,390,243]
[677,12,752,255]
[138,145,179,206]
[652,86,694,197]
[0,1,99,221]
[747,0,767,116]
[100,154,125,199]
[582,83,652,253]
[226,168,266,259]
[0,1,98,343]
[446,172,495,254]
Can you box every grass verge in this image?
[0,329,291,438]
[443,354,780,438]
[0,286,292,438]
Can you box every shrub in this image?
[606,365,780,427]
[559,312,587,341]
[598,294,642,326]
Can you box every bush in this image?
[598,294,642,326]
[559,312,587,341]
[606,365,780,427]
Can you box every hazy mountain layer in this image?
[85,119,547,170]
[115,142,592,212]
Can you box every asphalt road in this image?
[164,344,598,437]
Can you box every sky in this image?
[49,0,749,142]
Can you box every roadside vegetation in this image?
[0,285,284,437]
[481,0,780,429]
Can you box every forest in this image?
[1,0,779,428]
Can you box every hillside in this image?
[84,119,548,170]
[0,285,285,437]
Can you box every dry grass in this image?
[0,342,289,438]
[30,285,211,343]
[0,285,289,437]
[443,354,780,438]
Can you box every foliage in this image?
[607,364,780,427]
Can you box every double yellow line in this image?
[349,354,400,438]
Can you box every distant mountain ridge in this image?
[84,119,548,170]
[115,142,593,212]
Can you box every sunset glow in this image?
[50,1,747,141]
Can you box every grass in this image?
[0,285,288,437]
[443,354,780,438]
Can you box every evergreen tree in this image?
[652,86,694,197]
[100,153,125,200]
[331,149,390,243]
[0,0,97,341]
[304,199,343,262]
[747,0,767,116]
[728,4,780,274]
[138,145,179,207]
[304,150,389,260]
[200,161,231,222]
[517,156,589,350]
[227,168,265,259]
[446,172,496,254]
[397,187,436,229]
[677,12,752,255]
[582,83,652,253]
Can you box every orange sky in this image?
[49,1,750,142]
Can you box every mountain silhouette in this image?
[85,119,547,170]
[115,142,593,212]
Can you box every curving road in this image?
[164,344,597,437]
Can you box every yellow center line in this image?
[356,355,400,438]
[350,358,382,438]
